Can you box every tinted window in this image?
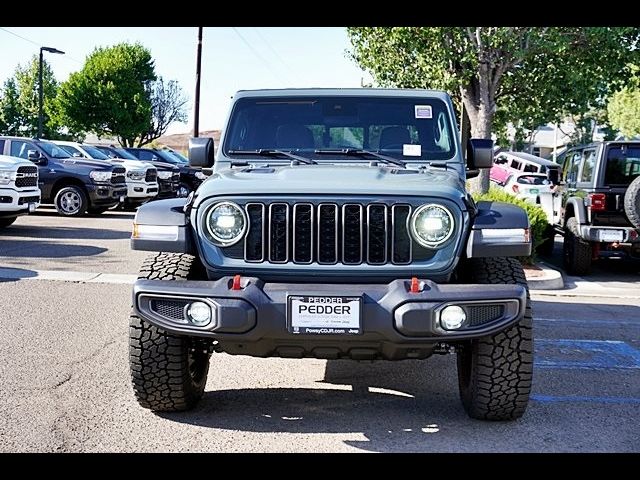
[80,145,110,160]
[59,145,84,157]
[563,150,582,183]
[516,175,549,185]
[580,149,596,183]
[510,159,522,170]
[10,140,33,159]
[0,139,4,153]
[224,96,456,161]
[35,142,71,158]
[604,146,640,186]
[523,163,538,173]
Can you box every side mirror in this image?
[188,137,215,168]
[547,168,560,185]
[467,138,494,170]
[27,149,45,165]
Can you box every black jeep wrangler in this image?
[555,141,640,275]
[128,89,534,421]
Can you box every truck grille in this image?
[145,169,157,183]
[15,166,38,187]
[172,172,180,182]
[238,201,415,265]
[111,167,126,184]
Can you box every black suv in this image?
[125,147,206,197]
[554,141,640,274]
[0,136,127,216]
[94,145,180,200]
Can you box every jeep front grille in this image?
[15,165,38,188]
[238,201,415,265]
[111,167,126,184]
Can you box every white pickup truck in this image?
[0,154,41,228]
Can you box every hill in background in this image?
[157,130,221,154]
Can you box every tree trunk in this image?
[462,83,493,195]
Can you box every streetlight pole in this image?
[193,27,203,138]
[38,46,65,138]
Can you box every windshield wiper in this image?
[228,149,316,165]
[314,148,406,168]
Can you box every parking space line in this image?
[532,394,640,405]
[535,339,640,370]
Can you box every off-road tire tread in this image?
[458,257,533,421]
[563,217,592,275]
[129,253,209,412]
[624,176,640,230]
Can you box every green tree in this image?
[608,82,640,138]
[347,27,640,192]
[136,77,188,147]
[0,56,67,138]
[55,42,156,146]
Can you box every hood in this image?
[109,158,155,171]
[196,164,466,200]
[57,157,115,170]
[0,154,32,170]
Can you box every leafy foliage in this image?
[347,28,640,192]
[55,43,156,147]
[608,70,640,138]
[136,77,189,147]
[473,187,550,263]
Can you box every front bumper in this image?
[133,277,527,360]
[0,187,41,216]
[87,183,128,206]
[126,182,159,199]
[156,179,178,199]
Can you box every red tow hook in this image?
[410,277,421,293]
[231,274,242,291]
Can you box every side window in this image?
[510,159,522,170]
[0,139,5,153]
[579,149,596,182]
[566,151,582,183]
[523,163,538,173]
[10,140,33,159]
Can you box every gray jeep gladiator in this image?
[128,89,533,421]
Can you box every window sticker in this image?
[414,105,432,119]
[403,144,422,157]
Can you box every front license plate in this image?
[28,202,37,213]
[288,295,362,335]
[598,230,623,242]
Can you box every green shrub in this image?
[473,187,550,263]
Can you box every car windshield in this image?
[164,149,189,163]
[604,145,640,186]
[81,145,110,160]
[97,146,138,160]
[153,150,183,164]
[36,142,71,159]
[223,96,457,161]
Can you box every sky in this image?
[0,27,372,135]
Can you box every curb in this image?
[525,263,564,290]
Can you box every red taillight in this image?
[512,184,520,194]
[589,193,606,211]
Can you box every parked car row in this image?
[0,135,206,223]
[489,143,640,273]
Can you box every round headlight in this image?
[205,201,247,246]
[410,204,454,248]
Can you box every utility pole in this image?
[193,27,203,138]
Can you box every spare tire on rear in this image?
[624,176,640,229]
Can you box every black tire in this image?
[87,206,109,215]
[537,224,556,257]
[562,217,592,275]
[0,217,17,228]
[624,175,640,229]
[54,185,88,217]
[129,253,210,412]
[457,257,533,421]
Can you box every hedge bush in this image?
[473,187,550,263]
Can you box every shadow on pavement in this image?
[32,207,135,221]
[0,267,38,282]
[0,241,107,258]
[3,225,130,240]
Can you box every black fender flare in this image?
[466,201,532,258]
[130,198,195,254]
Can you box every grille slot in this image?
[151,299,189,321]
[466,305,505,326]
[293,203,313,263]
[269,203,289,263]
[15,165,38,187]
[367,204,388,264]
[234,200,426,265]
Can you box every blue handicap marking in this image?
[535,339,640,370]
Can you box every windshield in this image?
[153,150,183,164]
[164,149,189,163]
[36,142,71,159]
[97,146,138,160]
[223,96,457,161]
[80,145,110,160]
[604,145,640,186]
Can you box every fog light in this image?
[440,305,466,330]
[187,301,212,326]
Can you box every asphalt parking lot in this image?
[0,209,639,452]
